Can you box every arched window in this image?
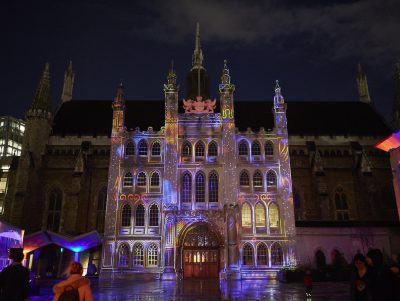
[242,203,252,227]
[181,173,192,203]
[238,140,248,156]
[147,244,158,266]
[208,141,218,157]
[208,172,218,202]
[315,250,326,268]
[266,170,277,187]
[335,187,349,220]
[195,172,205,203]
[118,244,130,267]
[138,140,148,156]
[253,171,263,187]
[135,204,145,226]
[150,172,160,187]
[239,170,250,186]
[182,141,192,157]
[47,189,62,232]
[269,203,280,229]
[121,204,131,227]
[151,141,161,156]
[137,172,147,187]
[242,244,254,266]
[257,243,269,266]
[265,141,274,156]
[123,172,133,187]
[195,141,205,158]
[271,243,283,266]
[255,203,266,227]
[125,141,135,156]
[251,141,261,156]
[96,187,107,233]
[149,204,159,226]
[133,243,144,266]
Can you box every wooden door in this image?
[183,249,219,278]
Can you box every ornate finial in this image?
[275,80,281,94]
[274,80,284,106]
[164,61,178,93]
[114,82,125,103]
[30,62,51,112]
[219,59,235,92]
[192,22,204,69]
[68,60,73,70]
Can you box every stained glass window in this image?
[138,140,148,156]
[252,141,261,156]
[133,244,144,266]
[151,141,161,156]
[243,244,254,266]
[238,140,248,156]
[240,170,250,186]
[121,204,131,227]
[255,203,266,227]
[195,172,205,202]
[208,141,218,157]
[257,243,268,266]
[148,244,158,266]
[182,173,192,203]
[136,204,145,226]
[125,141,135,156]
[269,203,279,228]
[253,171,263,187]
[242,203,252,227]
[208,172,218,202]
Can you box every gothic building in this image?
[1,26,400,279]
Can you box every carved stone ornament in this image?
[183,96,216,113]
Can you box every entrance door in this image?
[182,225,219,278]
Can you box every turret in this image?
[356,64,371,104]
[111,83,126,134]
[219,60,235,120]
[61,61,75,103]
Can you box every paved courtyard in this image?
[29,279,351,301]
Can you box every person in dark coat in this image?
[0,251,30,301]
[350,253,372,301]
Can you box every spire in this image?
[61,60,75,103]
[164,60,178,93]
[219,59,235,93]
[112,82,125,110]
[191,22,204,70]
[31,63,51,112]
[356,63,371,103]
[274,80,285,107]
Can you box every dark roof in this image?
[52,100,391,136]
[296,220,400,228]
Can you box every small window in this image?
[257,243,269,266]
[182,141,192,157]
[240,171,250,186]
[238,140,248,156]
[267,170,277,187]
[148,244,158,266]
[251,141,261,156]
[135,204,145,226]
[242,244,254,266]
[208,141,218,157]
[242,203,252,227]
[265,141,274,156]
[195,172,205,203]
[151,141,161,156]
[138,140,148,156]
[121,204,131,227]
[123,172,133,187]
[137,172,147,187]
[149,204,159,226]
[195,141,205,158]
[253,171,263,187]
[150,172,160,187]
[133,244,144,266]
[125,142,135,156]
[208,172,218,202]
[182,173,192,203]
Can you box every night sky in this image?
[2,0,400,122]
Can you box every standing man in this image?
[0,250,30,301]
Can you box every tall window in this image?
[208,141,218,157]
[121,204,131,227]
[47,189,62,232]
[96,187,107,233]
[123,172,133,187]
[335,187,349,220]
[242,203,252,227]
[208,172,218,202]
[125,141,135,156]
[195,141,205,158]
[242,244,254,266]
[271,243,283,266]
[182,173,192,203]
[255,203,266,227]
[257,243,269,266]
[150,172,160,187]
[195,172,205,203]
[240,170,250,186]
[138,140,148,156]
[135,204,145,226]
[265,141,274,156]
[266,170,277,187]
[133,244,144,266]
[151,141,161,156]
[147,244,158,266]
[182,141,192,157]
[149,204,159,226]
[251,141,261,156]
[137,172,147,187]
[269,203,280,229]
[253,171,263,187]
[238,140,248,156]
[118,244,130,267]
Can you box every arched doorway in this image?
[182,224,220,278]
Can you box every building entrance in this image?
[182,225,219,278]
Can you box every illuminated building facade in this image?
[0,116,25,157]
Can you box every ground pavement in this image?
[29,279,351,301]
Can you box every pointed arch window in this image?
[150,172,160,187]
[96,186,107,233]
[121,204,131,227]
[151,141,161,156]
[253,171,263,187]
[208,141,218,157]
[138,140,148,156]
[242,244,254,266]
[123,172,133,187]
[269,203,280,229]
[149,204,159,226]
[267,170,277,187]
[125,141,135,156]
[251,141,261,156]
[137,172,147,187]
[182,173,192,203]
[265,141,274,156]
[255,203,266,227]
[118,244,130,267]
[208,172,218,202]
[238,140,248,156]
[195,141,205,158]
[182,141,192,158]
[195,172,205,203]
[133,243,144,266]
[47,189,62,232]
[257,243,269,266]
[147,244,158,266]
[240,170,250,186]
[271,243,283,266]
[242,203,252,227]
[135,204,145,226]
[335,187,349,220]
